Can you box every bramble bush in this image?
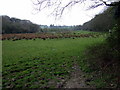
[84,25,120,88]
[106,25,120,60]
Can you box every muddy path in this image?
[63,60,93,88]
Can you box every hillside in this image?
[2,16,41,34]
[82,7,116,32]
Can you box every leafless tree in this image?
[32,0,120,18]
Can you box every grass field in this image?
[2,31,105,88]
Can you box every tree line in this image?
[1,5,119,34]
[2,16,41,34]
[81,7,116,32]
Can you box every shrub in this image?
[106,25,120,61]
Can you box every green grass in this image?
[2,35,104,88]
[71,30,101,34]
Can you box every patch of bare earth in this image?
[63,60,93,88]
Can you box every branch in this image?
[32,0,120,18]
[102,1,120,6]
[49,0,84,18]
[88,3,104,9]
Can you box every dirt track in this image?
[63,60,92,88]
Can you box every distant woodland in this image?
[2,16,40,34]
[82,7,116,31]
[1,7,117,34]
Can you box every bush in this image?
[107,25,120,47]
[84,40,120,87]
[106,25,120,61]
[85,43,113,70]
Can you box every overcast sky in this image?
[0,0,106,26]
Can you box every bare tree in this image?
[32,0,120,18]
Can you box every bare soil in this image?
[63,60,92,88]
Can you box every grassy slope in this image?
[2,36,104,88]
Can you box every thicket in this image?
[84,8,120,88]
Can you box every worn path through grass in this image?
[63,57,91,88]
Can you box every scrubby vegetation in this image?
[1,31,100,41]
[81,22,120,89]
[78,5,120,88]
[82,42,120,88]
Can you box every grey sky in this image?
[0,0,106,26]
